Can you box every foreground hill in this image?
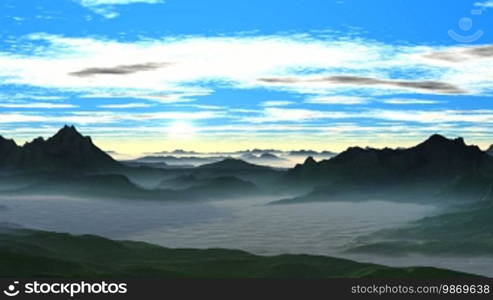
[0,125,121,172]
[0,228,478,278]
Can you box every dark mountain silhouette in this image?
[288,134,493,184]
[275,134,493,204]
[0,125,121,172]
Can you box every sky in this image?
[1,0,493,155]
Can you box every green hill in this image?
[0,228,478,278]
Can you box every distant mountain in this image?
[134,155,225,166]
[321,150,337,156]
[0,125,121,172]
[182,176,259,199]
[2,172,258,202]
[158,174,203,189]
[153,149,199,155]
[239,148,282,154]
[275,135,493,204]
[288,150,336,157]
[241,153,258,160]
[0,173,162,200]
[258,152,285,160]
[195,158,282,189]
[289,150,320,156]
[198,158,271,171]
[241,152,286,161]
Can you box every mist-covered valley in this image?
[2,126,493,277]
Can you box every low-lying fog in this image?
[1,195,491,276]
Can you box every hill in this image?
[198,158,271,171]
[0,228,478,278]
[346,201,493,256]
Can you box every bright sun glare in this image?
[166,121,196,139]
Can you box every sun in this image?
[166,121,196,139]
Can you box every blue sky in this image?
[1,0,493,154]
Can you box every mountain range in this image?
[0,125,120,172]
[2,126,493,205]
[3,125,493,269]
[274,134,493,204]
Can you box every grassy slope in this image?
[0,229,478,278]
[348,203,493,256]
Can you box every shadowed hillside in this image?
[0,125,121,172]
[0,228,479,278]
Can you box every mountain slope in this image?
[276,135,493,204]
[347,202,493,256]
[0,125,121,172]
[487,145,493,157]
[198,158,271,171]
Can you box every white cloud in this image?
[368,109,493,124]
[305,96,368,105]
[98,102,152,108]
[0,102,77,108]
[0,114,46,123]
[383,99,440,105]
[474,1,493,8]
[1,33,491,102]
[0,110,224,125]
[243,108,352,123]
[241,107,493,125]
[79,0,163,5]
[76,0,164,18]
[260,101,295,107]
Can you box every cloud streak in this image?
[70,62,170,77]
[260,75,466,94]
